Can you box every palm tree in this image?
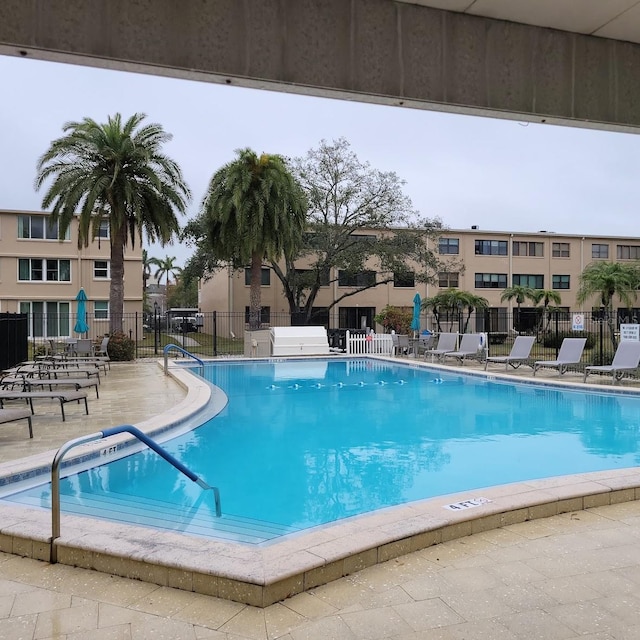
[500,285,536,332]
[530,288,563,337]
[199,148,307,329]
[35,113,190,333]
[576,262,640,350]
[142,249,153,291]
[422,289,487,332]
[150,255,183,311]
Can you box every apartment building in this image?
[198,228,640,332]
[0,209,143,338]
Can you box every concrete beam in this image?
[1,0,640,132]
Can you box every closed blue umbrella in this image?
[411,292,421,334]
[74,288,89,335]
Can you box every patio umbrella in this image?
[411,292,421,336]
[74,288,90,335]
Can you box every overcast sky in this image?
[1,54,639,267]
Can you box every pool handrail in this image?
[163,343,204,376]
[50,423,221,563]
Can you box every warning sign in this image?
[572,313,584,331]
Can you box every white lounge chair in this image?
[444,333,483,365]
[583,340,640,385]
[485,336,536,371]
[423,333,458,362]
[533,338,587,376]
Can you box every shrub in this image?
[373,305,413,334]
[542,331,595,350]
[106,331,135,361]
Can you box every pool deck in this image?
[3,357,640,638]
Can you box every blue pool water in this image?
[4,358,640,543]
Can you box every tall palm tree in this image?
[142,249,153,291]
[150,255,183,311]
[576,262,640,350]
[35,113,190,333]
[199,148,307,329]
[500,285,536,332]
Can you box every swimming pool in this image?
[4,357,640,545]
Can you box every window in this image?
[592,243,609,259]
[18,258,70,282]
[617,245,640,260]
[244,267,270,286]
[475,273,507,288]
[244,306,270,324]
[94,301,109,320]
[393,272,415,288]
[512,241,543,257]
[94,260,110,279]
[338,270,376,287]
[552,275,570,290]
[17,215,70,240]
[438,272,459,288]
[98,220,109,239]
[513,274,544,288]
[19,301,70,338]
[553,306,571,321]
[438,237,459,255]
[475,240,508,256]
[552,242,570,258]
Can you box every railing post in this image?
[213,310,217,357]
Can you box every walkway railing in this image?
[50,424,221,563]
[163,343,205,376]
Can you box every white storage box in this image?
[270,326,330,356]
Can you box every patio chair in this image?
[392,334,410,356]
[533,338,587,376]
[415,334,437,357]
[74,339,94,357]
[583,340,640,385]
[485,336,536,371]
[443,333,483,366]
[423,332,458,362]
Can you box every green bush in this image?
[106,331,135,361]
[542,331,595,350]
[373,305,413,334]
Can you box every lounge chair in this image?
[583,340,640,385]
[0,408,33,438]
[533,338,587,376]
[485,336,536,371]
[443,333,483,365]
[423,333,458,362]
[0,375,98,397]
[0,390,89,422]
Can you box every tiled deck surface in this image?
[2,357,640,638]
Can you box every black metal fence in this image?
[0,313,28,370]
[21,309,635,365]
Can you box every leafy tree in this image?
[422,289,488,333]
[166,277,198,309]
[194,148,307,329]
[35,113,190,333]
[275,138,443,322]
[576,261,640,350]
[183,139,444,325]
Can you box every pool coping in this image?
[1,355,640,608]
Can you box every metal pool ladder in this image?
[49,424,221,563]
[163,343,205,376]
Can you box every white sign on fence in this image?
[572,313,584,331]
[620,324,640,341]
